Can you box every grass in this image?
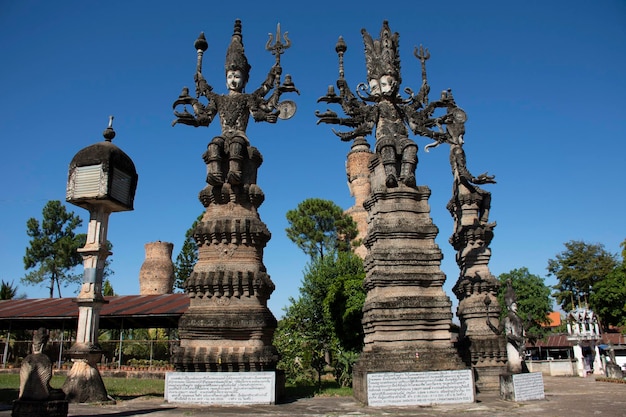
[0,373,165,404]
[0,373,351,404]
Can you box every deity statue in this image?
[173,20,298,187]
[18,328,65,401]
[487,280,526,373]
[316,21,452,188]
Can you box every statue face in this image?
[379,75,396,95]
[369,79,380,96]
[226,69,244,92]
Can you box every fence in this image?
[0,338,179,370]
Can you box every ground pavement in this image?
[1,375,624,417]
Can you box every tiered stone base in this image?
[353,158,467,404]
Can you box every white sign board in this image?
[165,371,275,405]
[512,372,544,401]
[367,369,474,406]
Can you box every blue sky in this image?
[1,1,624,318]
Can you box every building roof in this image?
[0,294,189,331]
[531,333,626,348]
[546,311,562,327]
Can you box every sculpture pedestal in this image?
[173,146,282,395]
[11,399,68,417]
[499,372,544,401]
[353,158,466,404]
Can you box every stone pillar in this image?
[62,208,110,403]
[344,137,372,259]
[173,145,280,378]
[139,241,175,295]
[352,156,465,403]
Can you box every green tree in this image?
[589,239,626,330]
[548,240,618,312]
[497,268,553,341]
[274,251,365,388]
[103,278,116,296]
[0,280,18,300]
[22,200,85,298]
[285,198,358,260]
[174,213,203,291]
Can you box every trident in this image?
[266,23,291,67]
[414,45,430,105]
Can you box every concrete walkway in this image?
[1,375,624,416]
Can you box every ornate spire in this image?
[361,20,401,84]
[225,19,251,83]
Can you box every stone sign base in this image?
[11,399,68,417]
[165,371,276,405]
[359,369,474,406]
[500,372,545,401]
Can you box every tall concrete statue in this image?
[424,95,507,390]
[171,20,297,382]
[316,21,467,404]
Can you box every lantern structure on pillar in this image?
[63,116,138,403]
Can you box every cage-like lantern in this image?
[66,117,138,212]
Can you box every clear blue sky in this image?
[1,1,624,318]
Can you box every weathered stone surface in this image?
[174,165,279,372]
[171,21,297,383]
[11,399,68,417]
[353,158,466,404]
[345,137,372,259]
[139,241,175,295]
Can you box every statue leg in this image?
[203,139,225,186]
[478,190,492,224]
[380,146,398,188]
[400,144,418,187]
[226,140,244,185]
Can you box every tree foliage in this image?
[174,213,203,292]
[22,200,85,298]
[548,240,618,312]
[588,239,626,330]
[0,280,18,300]
[274,251,365,388]
[497,268,553,341]
[285,198,358,260]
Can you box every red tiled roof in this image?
[546,311,562,327]
[0,294,189,330]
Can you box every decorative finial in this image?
[103,115,115,142]
[335,36,347,79]
[194,32,208,74]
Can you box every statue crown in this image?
[225,19,251,82]
[362,21,401,84]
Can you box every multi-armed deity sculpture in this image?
[171,20,297,376]
[424,93,507,389]
[317,21,506,397]
[317,21,474,402]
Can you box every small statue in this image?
[173,20,298,187]
[17,328,65,401]
[487,280,526,373]
[316,21,452,188]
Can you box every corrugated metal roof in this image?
[0,294,189,330]
[531,333,626,347]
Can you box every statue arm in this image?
[253,63,281,98]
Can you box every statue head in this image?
[226,69,245,92]
[379,74,397,95]
[31,327,49,355]
[225,19,251,89]
[504,279,518,312]
[362,21,401,97]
